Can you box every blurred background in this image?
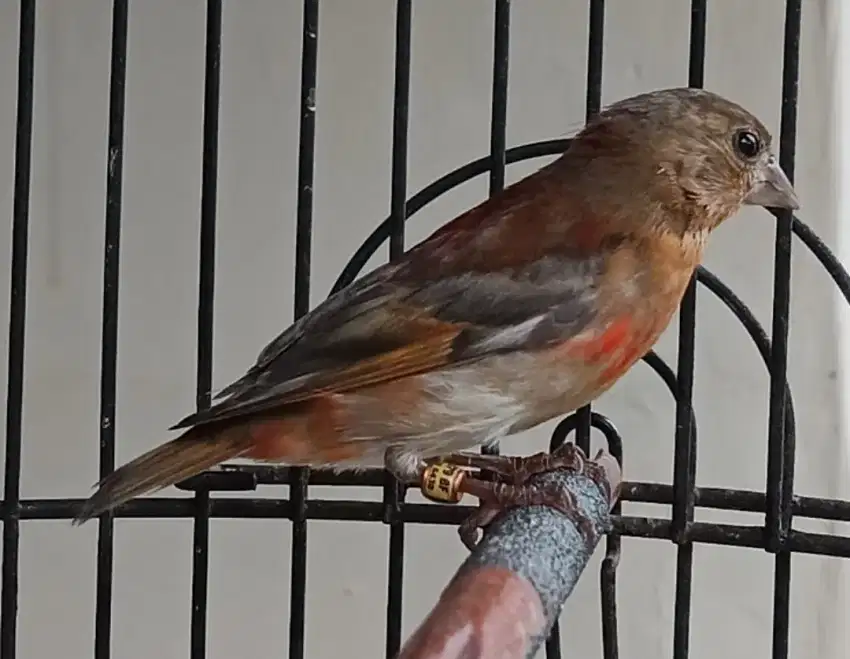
[0,1,846,658]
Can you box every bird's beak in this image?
[744,156,800,210]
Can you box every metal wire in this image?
[547,3,605,655]
[384,2,412,655]
[190,1,223,656]
[2,2,34,657]
[289,3,320,659]
[0,2,835,659]
[95,3,129,657]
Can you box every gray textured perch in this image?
[397,447,620,659]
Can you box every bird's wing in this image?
[171,165,628,431]
[170,250,609,431]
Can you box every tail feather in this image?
[73,429,251,525]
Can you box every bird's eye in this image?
[734,130,761,159]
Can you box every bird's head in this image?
[564,87,799,236]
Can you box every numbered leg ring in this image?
[421,463,466,504]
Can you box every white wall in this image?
[0,1,845,658]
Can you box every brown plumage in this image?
[74,87,799,525]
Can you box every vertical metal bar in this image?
[472,2,511,572]
[1,2,35,657]
[574,0,605,457]
[488,0,510,197]
[479,0,510,462]
[585,0,612,651]
[388,0,411,262]
[289,2,319,658]
[94,2,128,658]
[189,2,222,657]
[475,0,511,549]
[765,0,801,549]
[383,1,412,656]
[585,0,605,120]
[548,3,604,658]
[670,4,706,659]
[767,2,801,657]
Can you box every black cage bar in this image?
[4,1,850,659]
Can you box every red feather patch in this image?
[564,315,655,383]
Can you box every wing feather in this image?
[173,168,629,432]
[170,252,607,431]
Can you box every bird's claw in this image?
[457,480,591,551]
[420,442,608,550]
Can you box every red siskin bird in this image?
[74,87,799,539]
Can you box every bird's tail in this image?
[73,427,252,525]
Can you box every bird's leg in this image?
[421,443,609,550]
[423,451,538,480]
[427,443,608,489]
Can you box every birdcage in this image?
[1,1,846,658]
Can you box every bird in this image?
[74,87,799,542]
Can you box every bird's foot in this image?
[419,443,608,550]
